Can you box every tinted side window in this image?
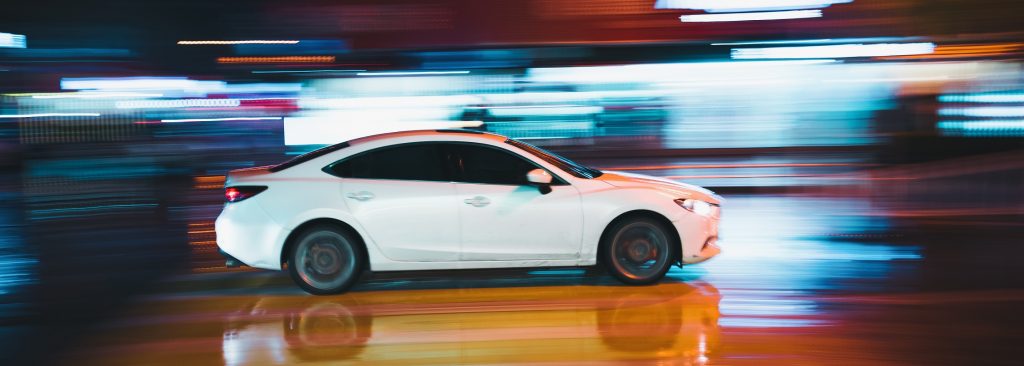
[329,143,446,181]
[448,143,538,185]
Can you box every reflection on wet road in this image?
[57,195,1024,365]
[76,282,719,365]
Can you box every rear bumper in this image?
[215,200,287,270]
[219,249,245,267]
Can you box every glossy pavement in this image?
[53,195,1024,365]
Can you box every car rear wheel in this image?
[288,225,364,295]
[602,217,674,285]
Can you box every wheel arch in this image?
[596,210,682,266]
[280,218,372,271]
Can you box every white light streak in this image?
[680,10,822,22]
[251,69,366,74]
[731,43,935,59]
[938,107,1024,118]
[938,120,1024,136]
[939,120,1024,130]
[61,77,208,90]
[825,76,950,83]
[116,99,242,109]
[0,32,26,48]
[300,95,478,110]
[713,39,835,46]
[177,40,299,45]
[159,117,282,123]
[528,60,837,84]
[657,0,851,12]
[356,71,471,76]
[487,105,603,117]
[29,92,164,99]
[0,113,100,119]
[939,94,1024,103]
[284,116,480,146]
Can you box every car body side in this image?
[215,132,720,272]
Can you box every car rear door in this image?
[326,142,460,262]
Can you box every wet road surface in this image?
[51,195,1024,365]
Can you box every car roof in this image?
[346,129,507,146]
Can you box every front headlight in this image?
[675,198,714,217]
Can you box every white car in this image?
[216,130,722,294]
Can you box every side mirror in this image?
[526,168,553,194]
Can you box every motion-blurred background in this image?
[1,1,1022,365]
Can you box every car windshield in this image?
[505,138,603,179]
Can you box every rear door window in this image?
[327,143,447,181]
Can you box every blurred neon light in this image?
[217,56,335,64]
[731,43,935,59]
[880,43,1023,60]
[62,77,202,90]
[59,78,299,95]
[0,32,26,48]
[714,37,926,46]
[301,95,478,109]
[251,69,366,74]
[28,92,164,99]
[356,71,471,76]
[938,121,1024,136]
[528,60,836,84]
[116,99,242,109]
[825,76,950,83]
[217,83,303,94]
[719,318,830,328]
[680,10,822,22]
[0,113,100,118]
[939,93,1024,103]
[160,117,283,123]
[657,0,851,11]
[284,116,482,146]
[938,107,1024,117]
[714,39,834,46]
[178,40,299,45]
[486,105,603,117]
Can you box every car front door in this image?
[326,142,460,262]
[445,142,583,261]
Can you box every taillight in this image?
[225,186,267,203]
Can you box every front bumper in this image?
[682,235,721,264]
[674,214,721,264]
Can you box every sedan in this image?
[216,129,722,294]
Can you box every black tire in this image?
[287,224,365,295]
[601,217,675,285]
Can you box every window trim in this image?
[441,142,570,186]
[504,138,602,179]
[321,141,451,183]
[270,142,350,173]
[321,140,571,186]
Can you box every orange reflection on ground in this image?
[71,282,721,365]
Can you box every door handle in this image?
[346,191,375,201]
[463,196,491,207]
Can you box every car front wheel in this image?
[288,224,364,295]
[602,217,675,285]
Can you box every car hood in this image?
[596,171,723,204]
